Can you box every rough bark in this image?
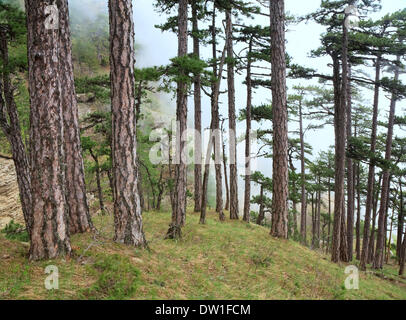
[333,16,350,263]
[331,51,345,263]
[270,0,289,238]
[26,0,71,260]
[226,9,239,220]
[360,56,381,270]
[58,0,92,234]
[192,1,202,213]
[109,0,146,246]
[373,55,401,269]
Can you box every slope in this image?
[0,210,405,300]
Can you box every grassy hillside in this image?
[0,210,405,300]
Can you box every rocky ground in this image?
[0,158,24,229]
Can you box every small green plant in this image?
[82,254,141,300]
[251,253,273,268]
[1,221,29,242]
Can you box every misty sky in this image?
[67,0,406,211]
[130,1,405,199]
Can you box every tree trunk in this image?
[399,229,406,275]
[373,55,401,269]
[192,1,202,213]
[210,7,224,220]
[200,129,213,225]
[299,99,307,244]
[356,162,361,260]
[331,51,345,263]
[327,177,331,254]
[346,63,354,261]
[243,38,253,223]
[311,193,315,248]
[135,93,145,212]
[138,169,145,211]
[0,30,32,236]
[340,198,349,262]
[368,174,381,263]
[26,0,71,260]
[332,15,351,263]
[288,155,299,238]
[386,208,394,264]
[256,185,265,225]
[270,0,289,238]
[58,0,92,234]
[167,0,189,237]
[107,169,114,197]
[316,177,321,248]
[109,0,146,246]
[221,120,230,211]
[397,180,404,261]
[156,169,164,211]
[226,10,239,220]
[89,149,105,214]
[360,56,381,270]
[200,11,227,223]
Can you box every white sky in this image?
[66,0,406,212]
[132,0,406,206]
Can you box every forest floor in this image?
[0,208,405,300]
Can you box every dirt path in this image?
[0,158,23,229]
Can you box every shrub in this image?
[1,220,29,242]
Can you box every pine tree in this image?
[270,0,289,238]
[109,0,147,246]
[58,0,93,234]
[373,41,406,268]
[166,0,189,237]
[26,0,71,260]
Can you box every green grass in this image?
[0,210,405,300]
